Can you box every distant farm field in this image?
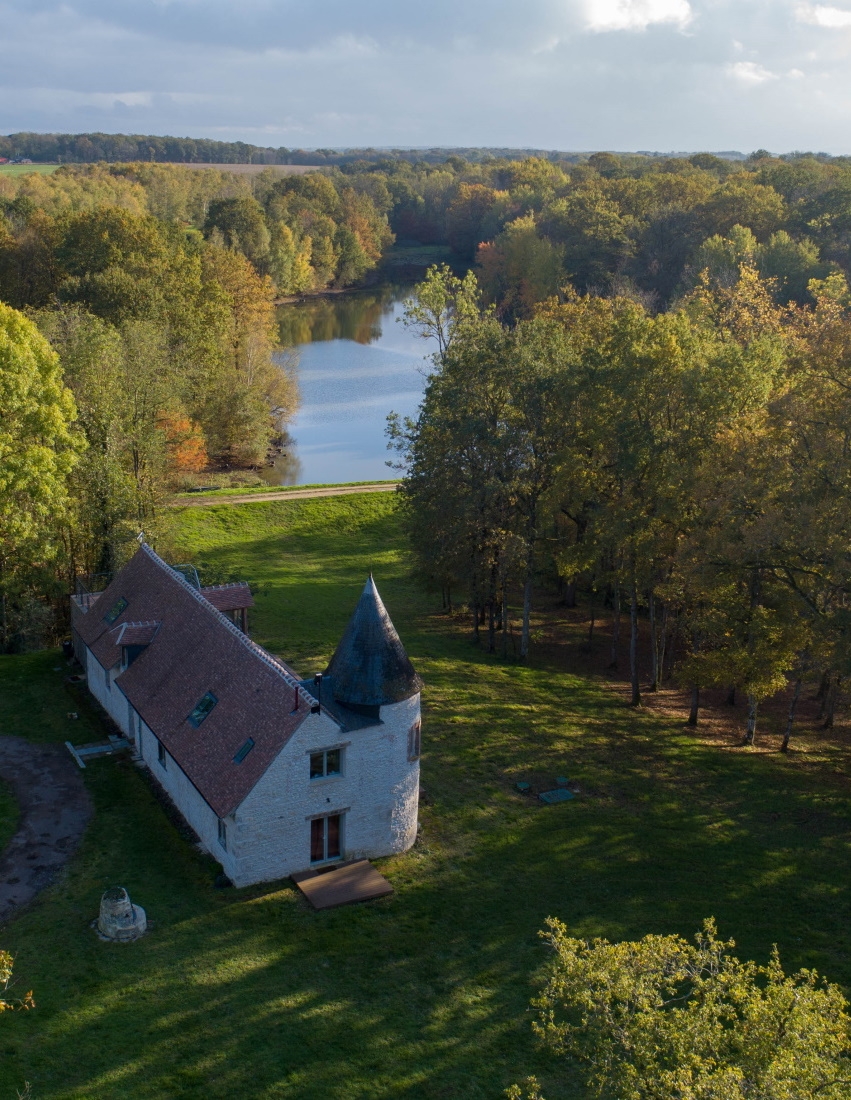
[0,163,59,176]
[165,163,321,175]
[1,491,849,1099]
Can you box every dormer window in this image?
[122,644,147,669]
[103,596,127,624]
[188,692,217,728]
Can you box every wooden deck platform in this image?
[291,859,393,910]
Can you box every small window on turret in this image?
[407,720,421,761]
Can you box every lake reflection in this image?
[268,285,429,486]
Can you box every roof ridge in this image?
[200,581,250,591]
[138,542,319,712]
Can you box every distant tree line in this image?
[392,261,851,746]
[0,132,621,166]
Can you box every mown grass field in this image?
[1,491,850,1099]
[0,164,59,177]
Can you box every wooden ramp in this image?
[291,859,393,910]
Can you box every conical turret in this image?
[325,576,423,707]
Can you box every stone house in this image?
[70,543,423,887]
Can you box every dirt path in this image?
[172,481,400,508]
[0,738,93,925]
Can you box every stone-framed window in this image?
[407,720,421,762]
[310,747,342,779]
[218,818,227,851]
[310,813,342,863]
[157,739,167,769]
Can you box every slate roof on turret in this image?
[73,544,318,818]
[324,576,423,707]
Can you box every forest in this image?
[4,146,851,738]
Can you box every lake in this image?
[267,284,430,486]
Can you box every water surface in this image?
[268,285,429,485]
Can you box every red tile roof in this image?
[112,621,161,646]
[200,583,254,612]
[74,545,314,818]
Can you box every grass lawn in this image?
[1,492,850,1099]
[0,164,59,177]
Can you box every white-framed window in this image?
[218,818,227,851]
[310,747,343,780]
[157,739,167,769]
[408,720,421,762]
[310,813,342,863]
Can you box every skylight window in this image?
[103,596,128,624]
[233,738,255,764]
[188,692,218,728]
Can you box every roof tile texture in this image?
[75,546,308,818]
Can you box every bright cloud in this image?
[3,0,851,153]
[583,0,693,32]
[727,61,779,85]
[796,3,851,27]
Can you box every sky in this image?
[3,0,851,153]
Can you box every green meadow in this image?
[0,164,59,177]
[1,491,849,1099]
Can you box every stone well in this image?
[97,887,147,942]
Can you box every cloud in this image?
[1,0,851,154]
[796,3,851,28]
[583,0,693,33]
[726,60,779,85]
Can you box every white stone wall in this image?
[135,715,240,882]
[229,693,421,887]
[83,644,421,889]
[85,649,132,731]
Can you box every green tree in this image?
[0,303,83,648]
[203,195,271,269]
[511,918,851,1100]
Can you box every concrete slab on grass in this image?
[292,859,393,910]
[539,788,575,804]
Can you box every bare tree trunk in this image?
[587,591,596,649]
[488,599,496,653]
[816,668,830,703]
[609,586,621,669]
[520,576,533,660]
[501,581,509,657]
[687,685,699,726]
[665,609,679,683]
[630,581,641,706]
[473,600,479,644]
[781,678,802,753]
[822,675,840,729]
[649,591,658,692]
[744,694,758,745]
[658,604,668,685]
